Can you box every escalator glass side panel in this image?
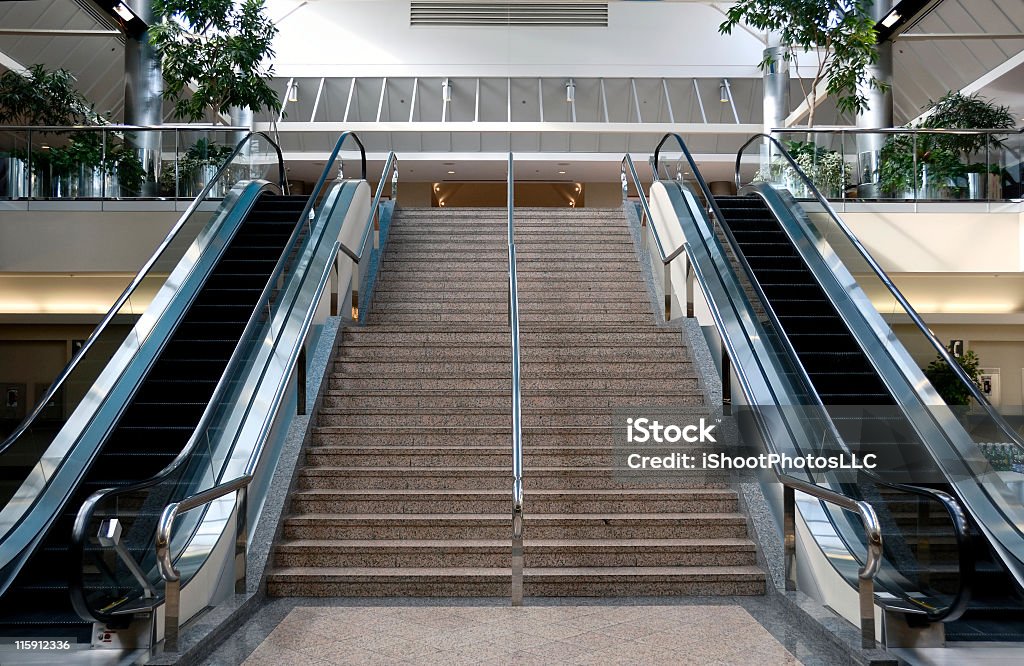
[0,135,285,563]
[653,180,970,621]
[69,181,366,623]
[715,185,1024,637]
[0,193,308,642]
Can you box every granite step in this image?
[303,445,706,467]
[282,513,753,540]
[339,329,684,346]
[266,566,766,597]
[309,426,688,447]
[288,488,737,513]
[321,393,696,409]
[296,467,728,491]
[273,539,758,568]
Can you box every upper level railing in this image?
[745,126,1024,203]
[0,124,258,202]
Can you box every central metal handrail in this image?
[340,151,398,263]
[507,152,524,606]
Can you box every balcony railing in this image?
[743,127,1024,203]
[0,125,260,202]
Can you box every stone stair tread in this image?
[268,565,765,579]
[276,538,756,550]
[292,487,737,496]
[286,512,748,522]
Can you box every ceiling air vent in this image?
[410,2,609,28]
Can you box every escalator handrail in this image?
[299,131,367,259]
[0,131,286,457]
[733,132,1024,455]
[69,133,364,623]
[640,137,973,620]
[620,155,687,264]
[341,151,397,263]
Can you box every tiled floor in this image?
[222,602,817,665]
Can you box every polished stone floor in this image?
[203,597,852,665]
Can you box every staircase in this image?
[267,206,766,597]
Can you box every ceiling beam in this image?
[875,0,943,43]
[0,28,120,37]
[256,121,762,135]
[896,33,1024,41]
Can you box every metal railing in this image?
[507,152,524,607]
[0,124,261,201]
[752,126,1023,202]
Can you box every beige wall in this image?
[809,211,1023,273]
[586,183,625,208]
[0,210,182,273]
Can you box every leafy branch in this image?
[720,0,888,126]
[150,0,281,122]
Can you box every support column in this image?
[762,38,790,135]
[123,0,162,196]
[856,0,894,197]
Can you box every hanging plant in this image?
[150,0,282,122]
[719,0,888,127]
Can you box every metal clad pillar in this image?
[857,1,895,197]
[124,0,162,196]
[762,36,790,134]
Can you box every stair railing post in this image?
[296,344,307,415]
[663,260,672,321]
[783,484,796,592]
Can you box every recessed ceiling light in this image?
[448,170,456,174]
[558,171,566,174]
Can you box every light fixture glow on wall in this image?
[288,82,299,103]
[565,79,576,104]
[112,2,135,21]
[881,11,901,28]
[442,78,452,103]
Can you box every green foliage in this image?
[923,344,982,407]
[0,64,96,126]
[719,0,887,126]
[754,140,852,195]
[879,92,1015,195]
[150,0,281,121]
[922,91,1016,155]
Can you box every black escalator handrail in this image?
[69,134,362,623]
[644,136,973,620]
[0,131,286,458]
[734,132,1024,456]
[341,151,398,263]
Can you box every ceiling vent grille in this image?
[411,2,609,28]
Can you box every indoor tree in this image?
[719,0,888,127]
[923,343,982,407]
[150,0,282,122]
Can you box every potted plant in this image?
[754,140,853,198]
[922,343,982,407]
[879,92,1016,199]
[0,64,145,198]
[924,92,1016,199]
[179,138,235,197]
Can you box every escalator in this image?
[0,192,307,640]
[642,131,1024,647]
[712,192,1024,642]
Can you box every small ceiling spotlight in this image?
[288,82,299,103]
[881,11,901,28]
[558,170,567,175]
[448,170,456,175]
[442,78,452,104]
[112,2,134,21]
[719,79,730,104]
[565,79,576,104]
